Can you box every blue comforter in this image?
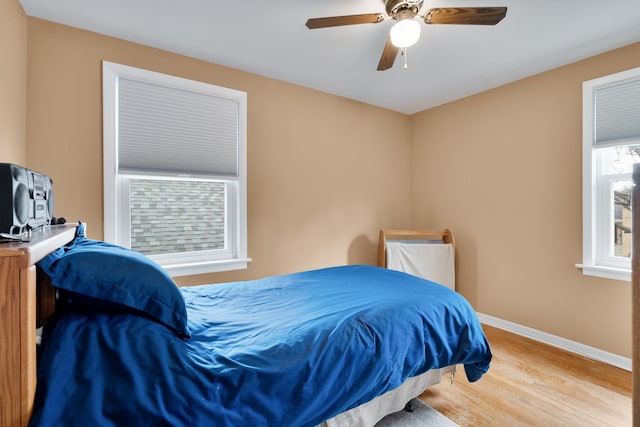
[30,265,491,427]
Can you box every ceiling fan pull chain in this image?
[403,48,408,70]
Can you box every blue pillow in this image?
[38,223,189,337]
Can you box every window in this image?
[579,66,640,281]
[102,61,249,277]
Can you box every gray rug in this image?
[374,399,459,427]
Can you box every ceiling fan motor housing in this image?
[384,0,423,19]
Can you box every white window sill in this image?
[575,263,631,282]
[162,257,252,277]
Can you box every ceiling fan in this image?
[305,1,507,71]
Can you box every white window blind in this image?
[117,77,240,177]
[594,77,640,147]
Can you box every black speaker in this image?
[0,163,54,234]
[0,163,30,234]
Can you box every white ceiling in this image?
[19,0,640,114]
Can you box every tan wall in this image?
[25,18,412,286]
[0,0,28,165]
[19,12,639,357]
[409,42,640,358]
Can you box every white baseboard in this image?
[476,313,631,372]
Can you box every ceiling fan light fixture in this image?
[389,18,420,48]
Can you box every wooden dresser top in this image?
[0,225,77,269]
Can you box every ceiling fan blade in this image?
[306,13,384,29]
[377,36,399,71]
[424,7,507,25]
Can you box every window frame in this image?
[578,67,640,282]
[102,61,250,277]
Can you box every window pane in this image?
[605,144,640,174]
[129,179,225,255]
[613,180,632,258]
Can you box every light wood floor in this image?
[420,325,632,426]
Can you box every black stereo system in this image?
[0,163,54,235]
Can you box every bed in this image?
[26,224,491,427]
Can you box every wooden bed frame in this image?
[0,224,77,426]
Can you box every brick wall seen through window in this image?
[130,179,225,255]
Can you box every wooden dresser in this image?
[0,225,76,427]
